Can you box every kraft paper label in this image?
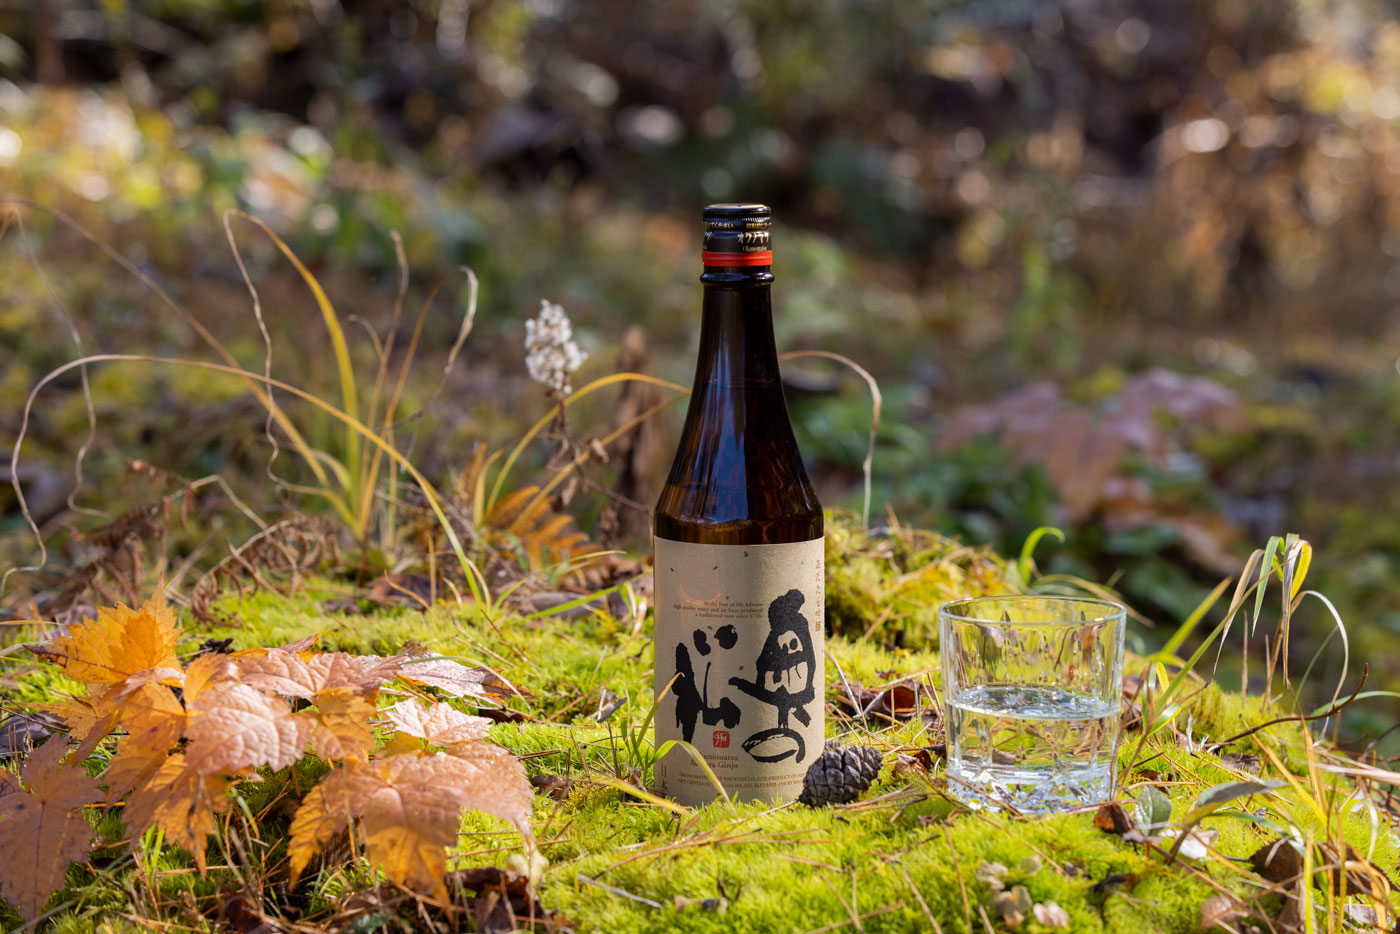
[653,536,825,806]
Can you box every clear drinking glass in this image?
[939,596,1126,814]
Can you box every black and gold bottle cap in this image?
[702,203,772,266]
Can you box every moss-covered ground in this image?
[1,526,1397,933]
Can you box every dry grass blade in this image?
[778,349,881,528]
[12,352,491,604]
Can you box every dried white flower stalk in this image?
[524,300,587,396]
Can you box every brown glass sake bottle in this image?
[653,204,824,806]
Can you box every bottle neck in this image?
[694,266,779,391]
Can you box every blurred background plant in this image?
[2,0,1400,741]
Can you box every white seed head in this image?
[524,299,587,395]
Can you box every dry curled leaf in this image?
[1093,801,1136,835]
[1250,837,1303,884]
[397,657,516,702]
[991,884,1032,927]
[0,737,100,921]
[975,860,1009,891]
[1200,894,1247,930]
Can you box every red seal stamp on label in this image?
[712,730,730,748]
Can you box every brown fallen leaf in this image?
[184,682,314,775]
[1200,894,1247,930]
[1251,838,1303,884]
[219,890,284,934]
[123,752,233,873]
[1246,835,1387,897]
[288,748,533,900]
[385,699,493,747]
[397,657,518,702]
[1093,801,1136,835]
[0,737,101,921]
[305,690,378,762]
[236,649,400,699]
[1321,841,1393,898]
[454,867,547,934]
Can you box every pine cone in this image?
[797,741,884,807]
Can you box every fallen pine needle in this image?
[803,901,905,934]
[576,874,663,909]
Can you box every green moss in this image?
[824,512,1015,647]
[2,530,1398,932]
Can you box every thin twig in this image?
[1206,666,1368,751]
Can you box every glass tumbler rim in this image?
[938,594,1125,626]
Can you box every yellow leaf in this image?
[99,681,186,801]
[305,690,378,762]
[286,764,356,883]
[52,694,109,747]
[35,595,181,686]
[183,652,238,704]
[1289,540,1313,602]
[108,681,184,745]
[104,734,174,804]
[0,737,101,921]
[229,632,321,659]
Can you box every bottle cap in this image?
[702,203,772,266]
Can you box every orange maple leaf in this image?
[122,752,232,873]
[183,652,238,703]
[288,748,533,899]
[0,737,101,921]
[385,700,492,747]
[33,594,181,686]
[305,690,378,762]
[236,649,400,699]
[183,681,314,775]
[100,681,187,801]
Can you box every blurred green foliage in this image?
[3,0,1400,729]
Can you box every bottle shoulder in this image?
[653,509,823,546]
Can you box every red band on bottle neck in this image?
[701,250,773,267]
